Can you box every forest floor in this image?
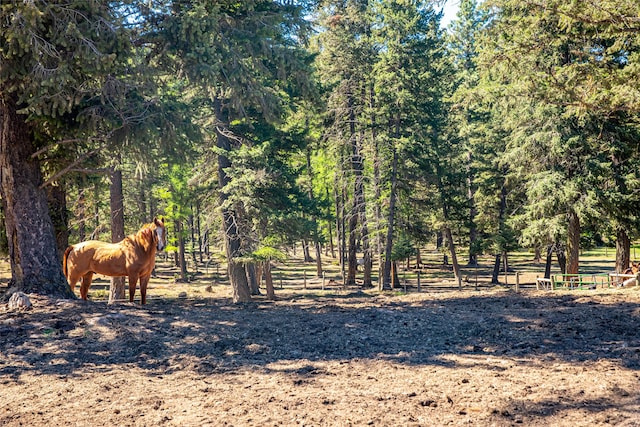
[1,250,640,426]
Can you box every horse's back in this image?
[68,241,129,277]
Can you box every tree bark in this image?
[264,260,275,300]
[189,212,197,270]
[109,166,126,303]
[491,253,501,284]
[544,245,553,279]
[444,225,462,289]
[302,239,313,262]
[382,146,398,290]
[615,227,630,273]
[47,182,69,260]
[346,210,358,286]
[356,117,372,288]
[0,94,73,299]
[176,219,188,281]
[566,209,580,275]
[326,187,336,258]
[467,150,478,266]
[334,184,343,272]
[304,146,324,277]
[196,200,203,263]
[555,243,567,274]
[391,261,399,289]
[346,89,359,286]
[439,172,462,289]
[369,84,384,289]
[246,264,260,295]
[214,97,251,303]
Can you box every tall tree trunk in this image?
[391,261,399,289]
[214,97,251,303]
[467,150,478,266]
[534,246,542,263]
[264,260,275,300]
[0,203,7,256]
[305,145,323,277]
[503,251,509,274]
[356,109,372,288]
[346,90,359,286]
[490,178,507,285]
[109,166,126,303]
[615,227,630,273]
[0,94,73,298]
[369,84,383,289]
[566,209,580,275]
[491,253,501,284]
[555,243,567,274]
[340,186,347,285]
[47,182,69,260]
[327,187,336,258]
[544,245,553,279]
[246,264,260,295]
[189,212,198,271]
[334,183,344,273]
[439,173,462,289]
[346,210,358,286]
[444,225,462,289]
[382,146,398,290]
[196,200,203,263]
[302,239,313,262]
[361,221,372,288]
[176,219,188,282]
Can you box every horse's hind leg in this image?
[80,272,94,300]
[67,271,81,296]
[128,275,139,303]
[139,275,150,305]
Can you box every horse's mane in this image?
[123,222,157,251]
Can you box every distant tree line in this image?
[2,0,640,302]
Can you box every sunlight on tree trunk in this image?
[109,166,126,304]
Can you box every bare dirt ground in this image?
[1,258,640,426]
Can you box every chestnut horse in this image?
[63,217,167,304]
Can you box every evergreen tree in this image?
[152,0,314,302]
[479,0,640,275]
[0,1,135,298]
[371,0,454,288]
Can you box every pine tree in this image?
[478,0,640,275]
[0,1,134,298]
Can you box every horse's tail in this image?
[63,246,73,280]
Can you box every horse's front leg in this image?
[128,274,139,303]
[139,275,151,305]
[80,272,94,300]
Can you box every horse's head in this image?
[153,217,167,251]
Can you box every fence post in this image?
[417,270,421,292]
[516,272,520,292]
[322,271,326,290]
